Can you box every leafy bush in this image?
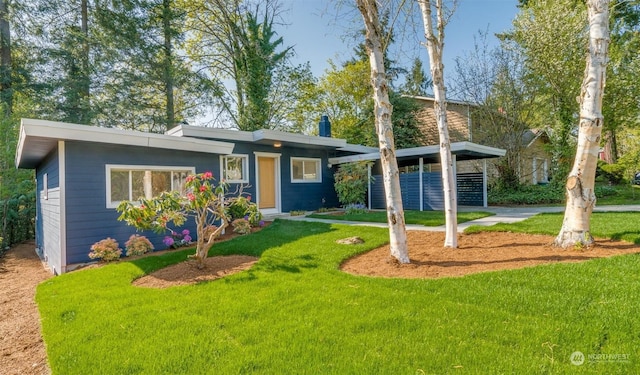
[88,238,122,262]
[203,225,220,242]
[594,185,617,198]
[124,234,154,256]
[600,162,626,184]
[0,191,36,249]
[488,184,564,205]
[227,195,263,226]
[334,162,372,206]
[232,218,251,235]
[163,229,192,249]
[345,203,367,215]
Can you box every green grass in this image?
[307,209,493,226]
[37,218,640,374]
[465,211,640,244]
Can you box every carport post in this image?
[367,163,372,210]
[419,157,424,211]
[483,159,488,208]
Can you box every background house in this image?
[409,96,552,186]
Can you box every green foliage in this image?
[231,218,251,235]
[333,162,372,206]
[124,235,154,257]
[0,191,36,249]
[37,218,640,374]
[88,238,122,262]
[600,162,626,184]
[226,195,262,226]
[344,203,367,215]
[488,184,564,205]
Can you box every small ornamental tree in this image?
[117,172,253,268]
[333,162,373,207]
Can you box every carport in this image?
[328,141,506,210]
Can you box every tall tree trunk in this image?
[163,0,175,130]
[0,0,11,115]
[356,0,409,263]
[80,0,90,123]
[555,0,610,248]
[418,0,458,247]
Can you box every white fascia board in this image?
[170,124,255,142]
[329,152,380,165]
[451,141,506,157]
[254,129,347,148]
[338,144,379,153]
[16,119,235,168]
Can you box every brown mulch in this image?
[0,241,51,375]
[341,231,640,278]
[3,229,640,375]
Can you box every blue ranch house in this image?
[15,118,504,274]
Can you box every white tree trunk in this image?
[418,0,458,248]
[356,0,409,263]
[555,0,610,248]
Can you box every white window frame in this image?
[105,165,195,208]
[290,157,322,183]
[220,154,249,183]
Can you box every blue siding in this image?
[370,171,484,210]
[227,142,339,212]
[63,141,222,265]
[35,149,60,248]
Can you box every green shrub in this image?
[88,238,122,262]
[124,234,154,256]
[333,162,372,206]
[600,162,626,184]
[227,195,263,226]
[345,203,367,215]
[594,185,617,198]
[488,184,564,205]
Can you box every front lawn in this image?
[307,209,493,226]
[37,218,640,374]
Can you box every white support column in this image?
[483,159,488,208]
[532,158,538,184]
[367,163,372,210]
[419,158,424,211]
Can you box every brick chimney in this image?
[319,115,331,137]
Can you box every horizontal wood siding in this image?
[422,172,444,210]
[457,173,484,206]
[36,148,60,272]
[399,173,421,210]
[370,176,386,209]
[63,141,222,265]
[41,188,62,274]
[230,142,339,212]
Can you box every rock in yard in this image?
[336,236,364,245]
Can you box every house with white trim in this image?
[15,117,504,274]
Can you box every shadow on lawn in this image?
[129,219,335,275]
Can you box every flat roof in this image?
[16,119,236,169]
[328,141,506,165]
[168,124,373,151]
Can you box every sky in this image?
[279,0,520,79]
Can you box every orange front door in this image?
[258,157,276,209]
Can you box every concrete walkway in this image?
[278,205,640,233]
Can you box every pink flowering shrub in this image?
[117,172,259,268]
[124,234,154,256]
[89,238,122,262]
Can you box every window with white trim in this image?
[220,154,249,183]
[106,165,195,208]
[291,157,321,183]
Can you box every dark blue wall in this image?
[63,141,221,265]
[225,142,339,212]
[35,148,60,251]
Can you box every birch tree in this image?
[355,0,409,263]
[417,0,458,248]
[555,0,610,248]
